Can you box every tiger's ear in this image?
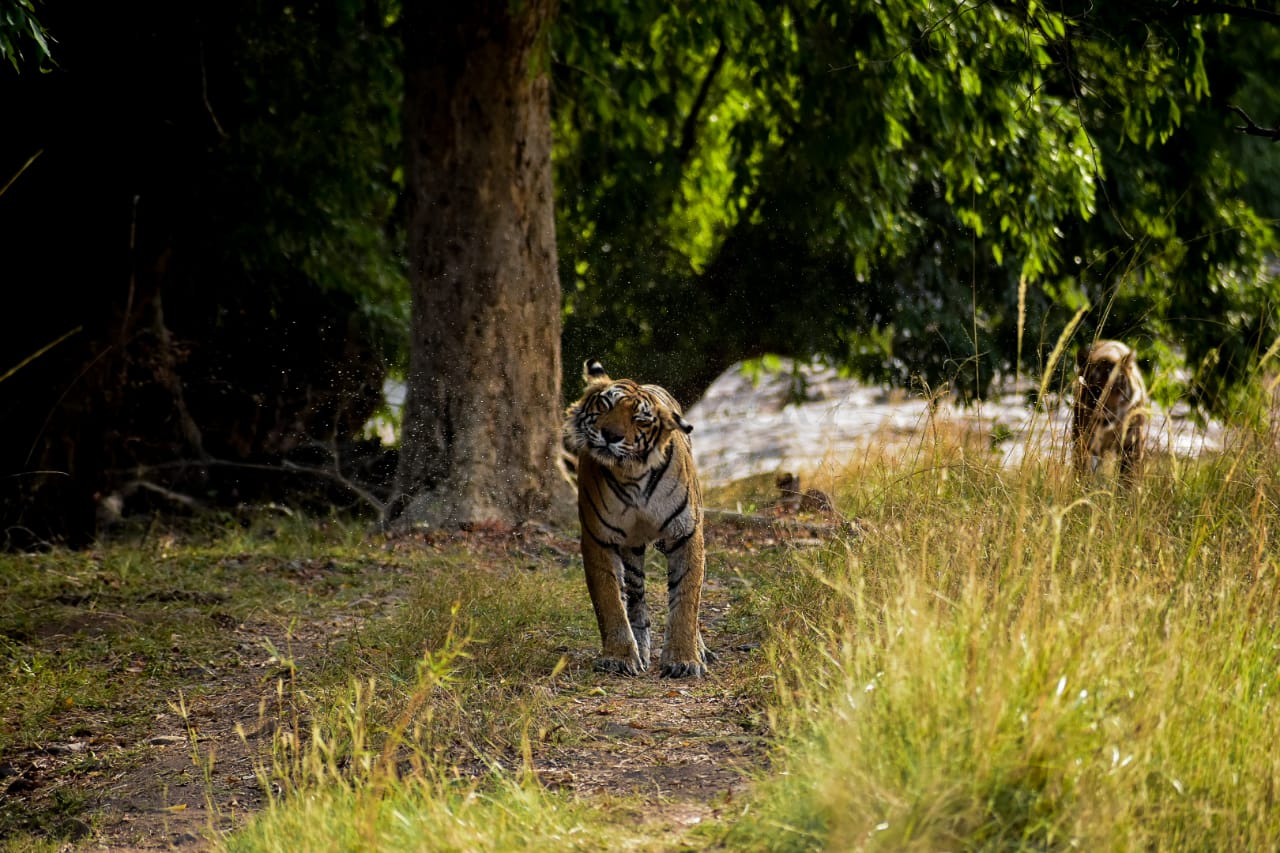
[660,407,693,435]
[583,358,609,383]
[1076,344,1091,371]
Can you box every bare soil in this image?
[530,571,768,842]
[3,606,356,850]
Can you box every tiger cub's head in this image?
[564,359,693,476]
[1075,339,1143,416]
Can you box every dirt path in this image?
[21,611,365,851]
[531,574,766,841]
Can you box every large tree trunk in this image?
[396,0,572,528]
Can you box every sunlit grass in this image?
[262,555,596,783]
[8,411,1280,851]
[222,556,659,853]
[225,772,631,853]
[224,414,1280,852]
[728,424,1280,850]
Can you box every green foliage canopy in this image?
[0,0,53,73]
[553,0,1280,411]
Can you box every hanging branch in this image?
[673,38,728,171]
[1226,104,1280,142]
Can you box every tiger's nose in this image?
[600,426,623,444]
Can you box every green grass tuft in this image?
[226,772,630,853]
[729,431,1280,851]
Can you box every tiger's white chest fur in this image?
[578,437,700,550]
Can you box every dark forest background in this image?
[2,0,1278,545]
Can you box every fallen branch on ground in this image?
[703,507,863,538]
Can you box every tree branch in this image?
[703,507,863,539]
[286,440,389,522]
[108,453,389,522]
[1226,104,1280,141]
[674,38,728,170]
[125,479,205,511]
[1170,3,1280,26]
[199,38,228,140]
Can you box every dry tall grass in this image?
[729,415,1280,850]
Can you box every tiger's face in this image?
[1075,340,1143,420]
[565,360,692,476]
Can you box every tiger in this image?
[1072,339,1149,484]
[563,359,711,678]
[774,471,834,515]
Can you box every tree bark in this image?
[396,0,572,528]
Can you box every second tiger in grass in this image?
[1073,339,1150,485]
[564,359,711,678]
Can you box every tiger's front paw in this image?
[660,635,711,678]
[594,648,645,676]
[659,658,707,678]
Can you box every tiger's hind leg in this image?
[623,546,651,670]
[657,527,708,678]
[581,535,644,676]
